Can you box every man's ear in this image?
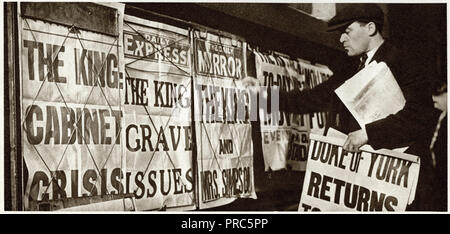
[366,22,377,36]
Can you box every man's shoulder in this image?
[375,41,405,64]
[376,41,422,73]
[378,42,429,89]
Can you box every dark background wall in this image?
[388,4,447,86]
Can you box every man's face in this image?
[339,21,370,56]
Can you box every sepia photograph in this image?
[2,0,447,220]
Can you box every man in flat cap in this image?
[244,4,436,211]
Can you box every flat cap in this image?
[327,4,384,32]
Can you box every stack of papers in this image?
[334,61,408,152]
[335,61,405,127]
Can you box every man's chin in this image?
[346,51,357,57]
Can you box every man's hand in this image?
[241,76,264,98]
[343,129,368,152]
[242,76,260,88]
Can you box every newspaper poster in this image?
[123,15,195,211]
[254,52,310,171]
[297,60,333,134]
[193,30,256,209]
[20,3,125,210]
[299,134,420,211]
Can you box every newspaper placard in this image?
[123,15,195,211]
[20,4,125,210]
[193,30,256,209]
[299,134,420,211]
[254,52,310,171]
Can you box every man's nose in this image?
[340,34,347,43]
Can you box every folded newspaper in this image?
[334,61,408,152]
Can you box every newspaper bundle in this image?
[334,61,408,152]
[335,61,405,127]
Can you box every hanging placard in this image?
[193,29,256,209]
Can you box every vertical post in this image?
[4,2,23,211]
[189,29,199,209]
